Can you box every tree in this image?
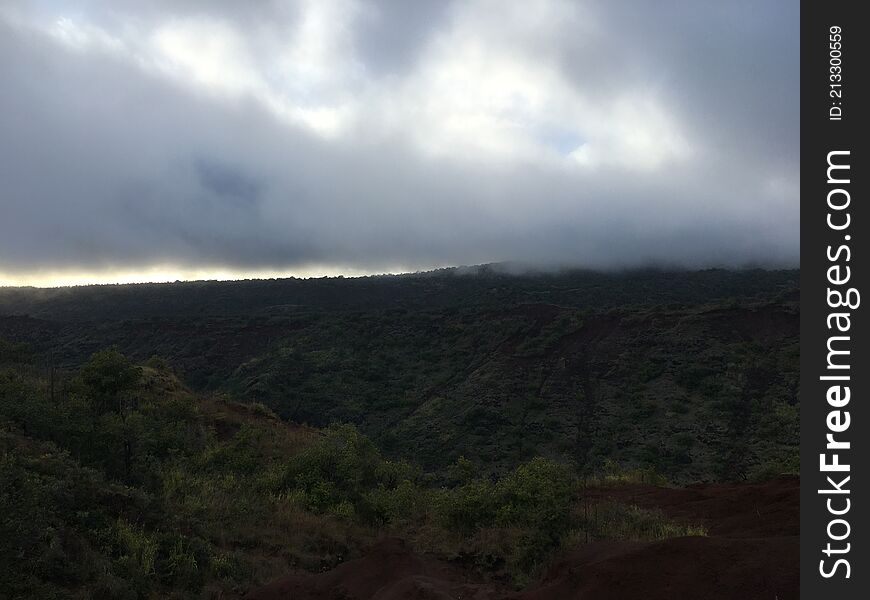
[79,348,141,415]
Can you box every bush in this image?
[365,480,421,525]
[250,401,278,419]
[278,424,413,522]
[198,425,264,474]
[113,519,158,585]
[77,348,141,415]
[433,479,497,535]
[157,535,208,591]
[419,458,577,582]
[494,457,573,536]
[447,455,475,484]
[145,355,170,371]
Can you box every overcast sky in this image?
[0,0,798,285]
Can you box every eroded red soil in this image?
[245,476,798,600]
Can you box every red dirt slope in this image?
[584,475,799,537]
[245,537,504,600]
[245,477,798,600]
[522,535,796,600]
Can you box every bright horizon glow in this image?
[0,264,435,288]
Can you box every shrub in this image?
[77,348,141,415]
[156,535,209,591]
[494,457,573,537]
[447,455,475,484]
[278,424,386,518]
[145,355,170,371]
[365,480,421,525]
[198,425,263,474]
[432,479,497,535]
[250,401,278,419]
[433,458,573,540]
[113,519,158,586]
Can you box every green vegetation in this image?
[0,268,799,482]
[582,458,670,487]
[0,269,799,596]
[2,345,711,597]
[576,502,707,542]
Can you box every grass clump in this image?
[579,502,707,541]
[583,458,670,487]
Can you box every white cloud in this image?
[5,0,698,168]
[0,0,799,282]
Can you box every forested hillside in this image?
[0,268,799,482]
[0,268,800,598]
[2,345,727,598]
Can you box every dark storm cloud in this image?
[0,0,798,283]
[195,159,263,205]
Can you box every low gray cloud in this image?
[0,0,798,284]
